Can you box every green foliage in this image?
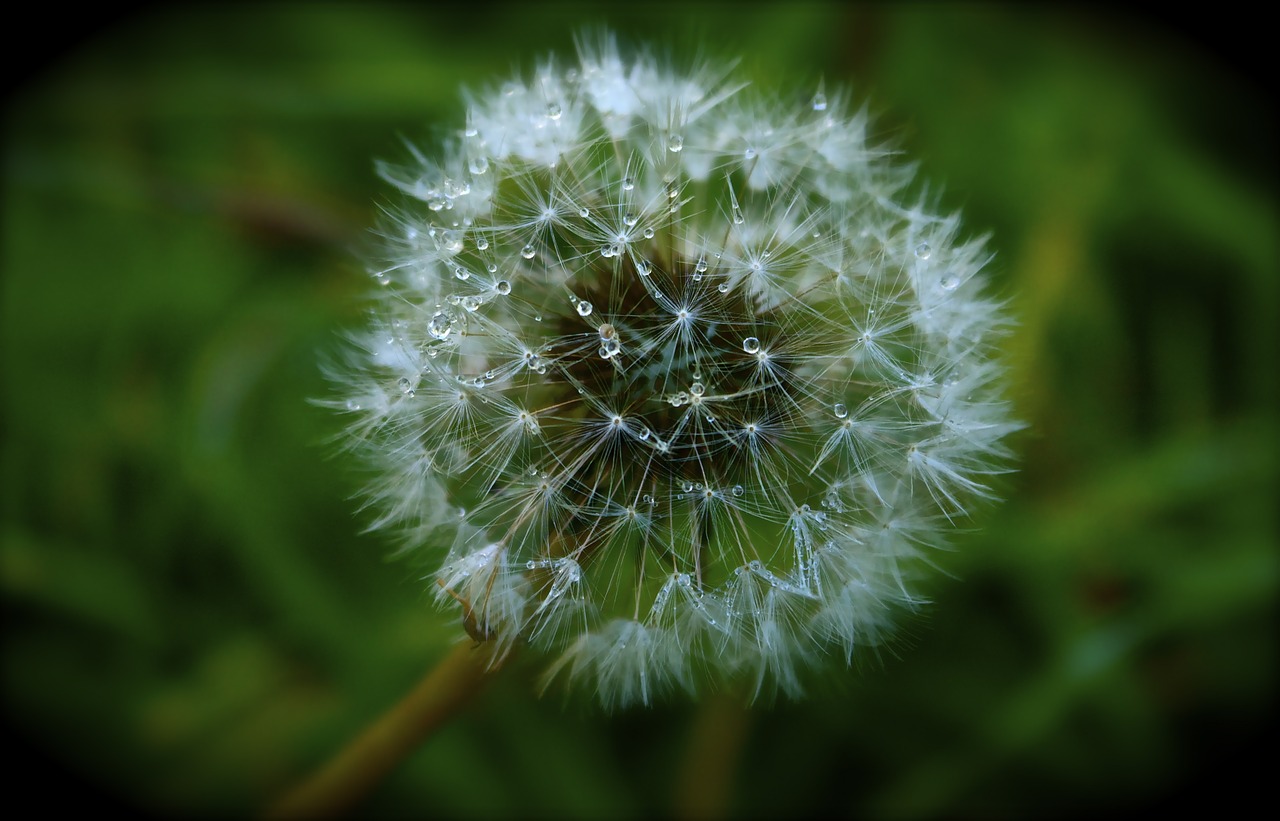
[4,4,1274,816]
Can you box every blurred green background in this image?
[4,3,1275,817]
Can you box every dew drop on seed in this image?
[833,403,848,419]
[397,377,415,396]
[487,263,498,274]
[495,280,511,295]
[690,382,705,396]
[622,176,635,191]
[940,273,960,291]
[547,102,562,120]
[579,207,590,218]
[914,242,931,260]
[744,147,757,160]
[534,314,542,322]
[812,92,828,111]
[521,244,536,260]
[682,481,694,492]
[428,311,453,340]
[668,133,683,152]
[718,282,730,293]
[577,301,594,317]
[638,426,651,441]
[636,260,652,276]
[643,227,655,239]
[623,212,637,227]
[732,485,744,497]
[453,266,470,280]
[469,156,489,175]
[600,244,615,258]
[742,337,760,354]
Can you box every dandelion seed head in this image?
[332,33,1019,707]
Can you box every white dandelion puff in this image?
[328,33,1019,707]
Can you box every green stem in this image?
[265,642,497,819]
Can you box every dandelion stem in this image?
[673,693,752,820]
[265,642,499,819]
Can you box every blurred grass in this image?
[3,3,1275,817]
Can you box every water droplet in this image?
[833,403,848,419]
[427,197,446,212]
[744,147,757,160]
[623,212,637,227]
[742,337,760,354]
[453,266,470,280]
[690,382,705,396]
[468,156,489,175]
[345,400,361,411]
[940,273,960,291]
[732,485,744,497]
[695,258,708,274]
[914,242,931,260]
[534,314,542,322]
[461,295,481,312]
[486,262,498,274]
[547,102,562,120]
[521,244,536,260]
[681,481,694,492]
[812,92,828,111]
[397,377,415,396]
[642,494,654,505]
[638,426,651,441]
[578,207,590,218]
[622,176,635,191]
[643,227,655,239]
[717,282,730,293]
[667,133,683,152]
[636,260,652,277]
[475,237,489,251]
[495,280,511,295]
[577,301,594,317]
[600,244,616,258]
[428,311,454,340]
